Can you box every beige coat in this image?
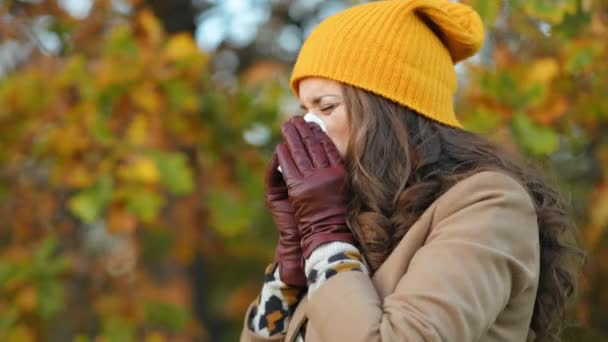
[240,171,540,341]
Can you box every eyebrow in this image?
[299,94,340,110]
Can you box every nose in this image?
[303,112,328,133]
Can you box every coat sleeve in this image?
[304,171,540,341]
[240,301,286,342]
[239,263,305,342]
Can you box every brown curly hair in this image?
[340,83,585,341]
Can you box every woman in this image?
[240,0,582,341]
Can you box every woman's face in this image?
[297,77,349,157]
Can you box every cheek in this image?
[322,111,349,157]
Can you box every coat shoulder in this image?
[431,170,536,220]
[446,170,530,198]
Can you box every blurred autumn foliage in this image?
[0,0,606,341]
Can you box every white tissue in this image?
[302,112,328,133]
[278,112,327,173]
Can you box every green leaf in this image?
[0,306,18,332]
[72,335,91,342]
[461,107,500,134]
[101,317,135,342]
[150,151,194,195]
[36,280,64,319]
[0,181,8,203]
[235,159,264,199]
[480,71,522,108]
[91,112,114,143]
[471,0,502,26]
[519,0,577,24]
[522,83,547,108]
[141,228,173,262]
[144,301,190,332]
[68,175,113,223]
[105,25,139,58]
[207,189,252,238]
[0,261,17,286]
[511,112,560,156]
[31,235,68,278]
[125,188,165,222]
[161,80,199,112]
[553,7,591,38]
[97,86,124,119]
[565,47,594,74]
[33,235,58,263]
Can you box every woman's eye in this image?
[321,105,335,112]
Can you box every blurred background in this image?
[0,0,606,341]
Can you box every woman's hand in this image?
[264,150,307,287]
[276,116,356,259]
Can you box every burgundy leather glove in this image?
[276,116,356,259]
[264,150,307,287]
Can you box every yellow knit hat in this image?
[289,0,485,128]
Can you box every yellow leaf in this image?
[65,163,94,188]
[49,123,90,157]
[126,114,149,145]
[585,224,604,249]
[7,324,34,342]
[163,33,200,62]
[93,295,123,316]
[117,157,160,184]
[131,83,162,113]
[138,9,164,46]
[95,58,140,89]
[526,58,560,86]
[590,185,608,227]
[591,11,607,35]
[145,332,167,342]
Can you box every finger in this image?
[310,124,343,166]
[268,150,279,171]
[281,121,313,172]
[291,116,329,168]
[264,151,283,189]
[276,143,302,179]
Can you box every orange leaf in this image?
[108,204,138,234]
[530,97,568,125]
[16,286,37,313]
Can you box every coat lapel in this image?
[285,295,308,341]
[370,206,436,298]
